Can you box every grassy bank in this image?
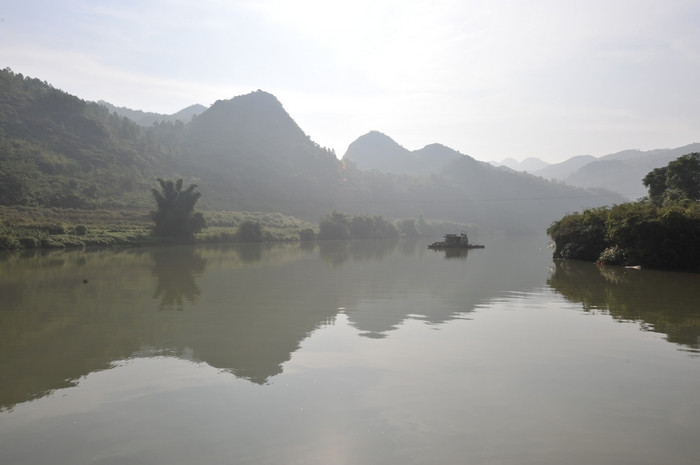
[0,207,314,250]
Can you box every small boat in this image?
[428,233,484,250]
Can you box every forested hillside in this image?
[0,68,180,208]
[0,68,624,232]
[177,90,343,217]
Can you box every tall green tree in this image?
[643,152,700,204]
[150,178,206,241]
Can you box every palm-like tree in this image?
[151,178,205,241]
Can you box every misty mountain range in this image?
[98,100,207,127]
[102,86,698,204]
[3,68,690,233]
[491,144,700,200]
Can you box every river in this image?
[1,236,699,464]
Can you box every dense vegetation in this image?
[0,68,183,209]
[548,153,700,270]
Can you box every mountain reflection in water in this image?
[0,237,539,411]
[2,237,700,465]
[2,236,698,414]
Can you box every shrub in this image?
[18,237,41,248]
[41,223,67,234]
[598,245,628,265]
[0,234,19,250]
[237,221,263,242]
[299,228,315,241]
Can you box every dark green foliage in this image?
[318,211,398,240]
[0,234,19,249]
[643,152,700,205]
[549,201,700,270]
[0,68,180,209]
[547,208,609,261]
[299,228,315,241]
[549,153,700,270]
[236,221,263,242]
[349,214,398,239]
[547,153,700,270]
[318,211,350,240]
[150,178,206,241]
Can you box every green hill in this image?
[0,68,180,208]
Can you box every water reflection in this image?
[0,248,154,411]
[317,238,402,266]
[4,240,700,465]
[151,246,207,310]
[433,247,471,259]
[0,237,554,411]
[547,260,700,352]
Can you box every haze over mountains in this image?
[491,144,700,200]
[98,100,207,127]
[5,68,691,233]
[343,131,463,176]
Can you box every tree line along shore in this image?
[0,183,476,251]
[547,152,700,271]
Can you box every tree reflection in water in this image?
[151,247,207,310]
[547,260,700,352]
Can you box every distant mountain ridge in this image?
[486,144,700,200]
[98,100,207,126]
[534,143,700,199]
[533,155,597,180]
[342,131,462,175]
[491,157,550,173]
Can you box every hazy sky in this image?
[2,0,699,163]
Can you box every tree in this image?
[643,152,700,204]
[150,178,206,241]
[299,228,316,241]
[318,211,350,240]
[237,220,263,242]
[642,166,667,204]
[666,152,700,201]
[398,218,419,237]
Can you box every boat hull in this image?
[427,243,485,250]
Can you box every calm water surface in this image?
[1,236,699,464]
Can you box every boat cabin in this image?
[444,233,469,246]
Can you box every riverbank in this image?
[0,206,314,250]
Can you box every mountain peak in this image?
[209,90,287,117]
[191,90,305,144]
[342,133,463,175]
[344,131,406,155]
